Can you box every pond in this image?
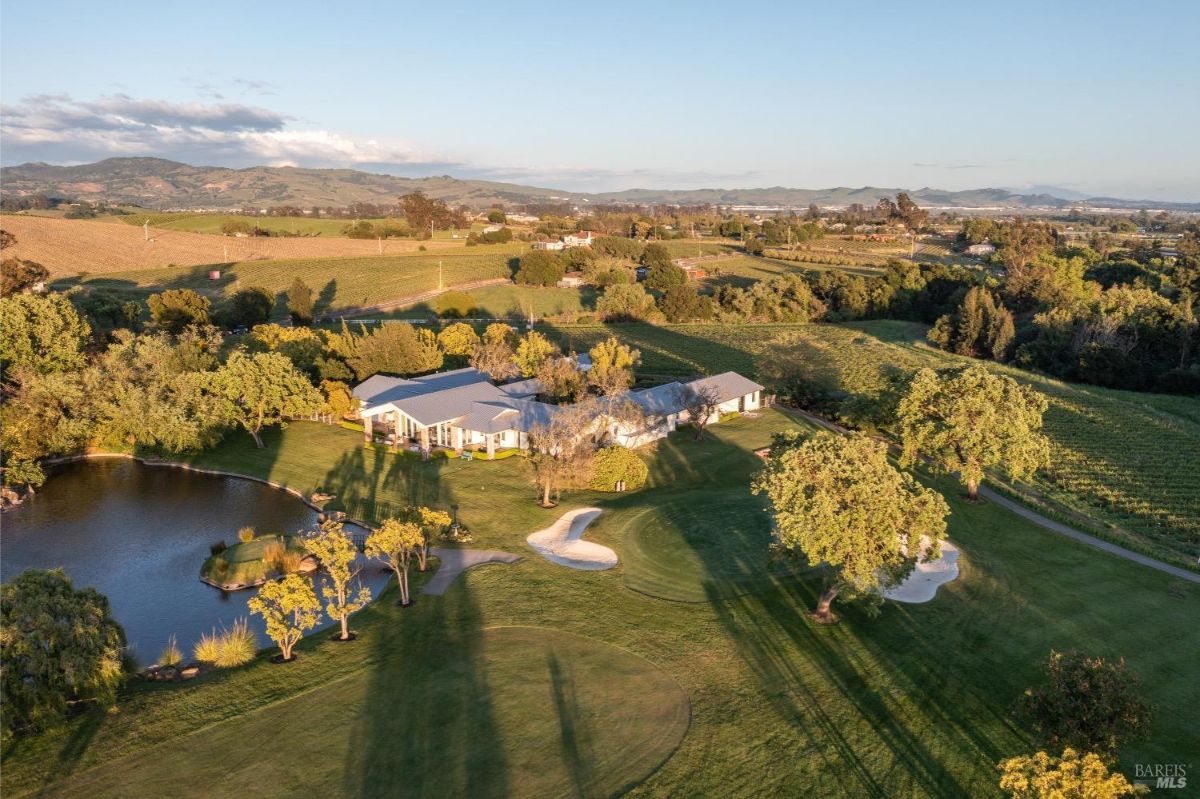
[0,459,392,663]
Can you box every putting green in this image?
[36,627,690,799]
[619,489,813,602]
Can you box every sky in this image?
[2,0,1198,200]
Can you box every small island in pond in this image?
[200,530,314,591]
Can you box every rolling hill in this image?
[2,158,1195,211]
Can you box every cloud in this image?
[0,93,422,168]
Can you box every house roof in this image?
[459,398,562,434]
[498,377,543,398]
[356,368,500,425]
[631,381,688,416]
[685,372,764,404]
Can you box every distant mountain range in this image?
[2,158,1196,212]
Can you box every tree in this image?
[304,521,371,640]
[346,322,443,379]
[641,243,673,271]
[536,354,586,402]
[319,379,355,420]
[400,191,466,233]
[148,289,210,334]
[482,322,516,346]
[0,293,91,374]
[898,365,1050,500]
[588,336,639,396]
[437,322,480,362]
[287,277,314,325]
[1,569,125,738]
[470,339,519,381]
[1,257,49,297]
[645,262,688,292]
[998,749,1147,799]
[365,519,424,606]
[212,351,322,447]
[680,382,723,441]
[659,284,712,322]
[1020,651,1153,753]
[247,573,321,661]
[588,446,648,491]
[225,286,274,329]
[528,401,596,507]
[597,283,656,321]
[411,506,451,572]
[514,330,558,378]
[2,458,46,497]
[752,432,950,621]
[515,250,565,286]
[486,208,507,224]
[928,286,1015,361]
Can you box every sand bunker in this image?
[526,508,617,570]
[884,538,961,603]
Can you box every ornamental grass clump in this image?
[193,630,222,664]
[237,526,256,544]
[214,618,256,667]
[158,634,182,668]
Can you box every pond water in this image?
[0,459,392,663]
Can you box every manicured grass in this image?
[546,322,1200,562]
[14,626,688,799]
[4,415,1197,797]
[57,247,524,315]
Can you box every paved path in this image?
[421,547,522,596]
[783,405,1200,585]
[526,508,617,571]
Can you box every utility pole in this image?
[378,236,383,255]
[143,219,149,241]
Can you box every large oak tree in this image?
[752,432,950,622]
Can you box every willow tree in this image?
[365,519,424,606]
[247,573,321,661]
[303,521,371,641]
[898,365,1050,500]
[752,432,950,622]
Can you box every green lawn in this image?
[4,414,1197,797]
[544,322,1200,564]
[362,283,599,322]
[55,248,524,316]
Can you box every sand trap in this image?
[884,538,961,603]
[526,508,617,571]
[421,547,522,596]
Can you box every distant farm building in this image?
[966,243,996,257]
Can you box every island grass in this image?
[199,534,306,588]
[4,412,1197,797]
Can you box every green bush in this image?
[436,290,477,318]
[588,446,649,491]
[471,448,520,461]
[515,251,565,286]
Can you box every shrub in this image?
[436,290,477,318]
[209,540,227,556]
[594,236,644,260]
[158,635,182,668]
[214,618,256,667]
[588,446,649,491]
[237,526,256,544]
[515,251,565,286]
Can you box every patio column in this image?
[453,426,463,452]
[419,426,430,460]
[363,415,373,443]
[486,434,496,460]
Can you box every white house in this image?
[532,240,566,251]
[966,242,996,257]
[353,367,763,458]
[562,231,598,247]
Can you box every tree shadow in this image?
[547,650,597,796]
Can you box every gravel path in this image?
[421,547,522,596]
[785,405,1200,584]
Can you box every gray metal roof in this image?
[685,372,764,404]
[459,398,563,434]
[498,377,543,398]
[390,380,510,426]
[355,367,493,419]
[352,374,418,403]
[631,382,688,416]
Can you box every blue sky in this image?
[2,0,1197,199]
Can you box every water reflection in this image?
[0,459,391,662]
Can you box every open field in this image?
[4,416,1196,797]
[118,213,488,241]
[362,282,600,321]
[544,322,1200,564]
[56,248,525,316]
[1,215,467,276]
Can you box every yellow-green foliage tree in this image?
[437,322,480,362]
[998,749,1147,798]
[364,519,424,606]
[752,432,950,622]
[898,364,1050,500]
[514,330,558,378]
[588,336,640,396]
[303,521,371,640]
[411,507,451,571]
[247,573,321,661]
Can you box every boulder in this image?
[180,666,200,679]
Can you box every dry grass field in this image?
[0,215,464,277]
